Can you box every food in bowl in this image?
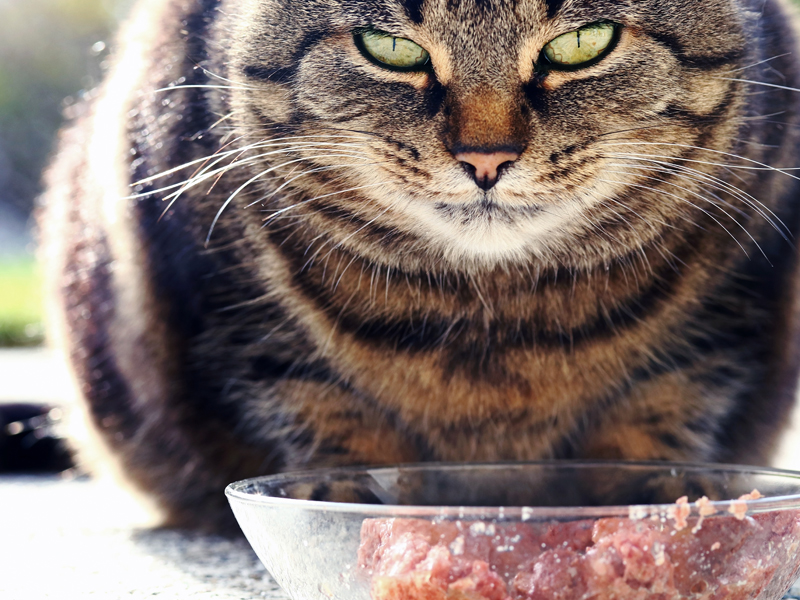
[358,492,800,600]
[225,462,800,600]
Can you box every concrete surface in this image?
[0,347,76,405]
[0,352,284,599]
[0,475,283,599]
[0,349,285,599]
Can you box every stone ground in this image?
[0,348,285,599]
[0,347,74,405]
[0,475,284,599]
[2,348,800,599]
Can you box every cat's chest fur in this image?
[42,0,800,533]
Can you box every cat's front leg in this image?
[249,379,422,503]
[577,371,734,464]
[265,379,421,471]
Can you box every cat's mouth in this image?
[405,195,578,268]
[433,198,545,225]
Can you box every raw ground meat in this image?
[358,507,800,600]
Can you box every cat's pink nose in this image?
[455,151,520,191]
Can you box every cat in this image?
[40,0,800,534]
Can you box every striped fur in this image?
[42,0,800,533]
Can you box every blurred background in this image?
[0,0,131,347]
[0,0,132,473]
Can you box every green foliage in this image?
[0,259,44,347]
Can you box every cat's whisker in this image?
[247,166,351,210]
[569,181,671,231]
[194,66,264,91]
[258,181,392,233]
[596,175,759,260]
[209,123,381,143]
[739,110,787,121]
[731,137,780,149]
[607,160,777,227]
[133,137,261,187]
[598,124,675,138]
[202,143,272,197]
[245,160,393,209]
[604,167,752,223]
[720,53,792,75]
[603,153,792,240]
[600,142,800,177]
[158,147,371,201]
[201,144,372,180]
[660,159,789,236]
[182,133,256,183]
[155,84,258,92]
[720,163,752,188]
[259,172,368,219]
[156,144,266,218]
[203,111,238,133]
[134,135,373,186]
[154,149,371,222]
[602,149,800,197]
[247,123,384,140]
[212,145,345,198]
[715,77,800,94]
[206,154,376,245]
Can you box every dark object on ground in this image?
[0,402,73,472]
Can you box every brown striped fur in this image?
[41,0,800,533]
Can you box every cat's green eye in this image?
[356,30,430,71]
[542,22,617,68]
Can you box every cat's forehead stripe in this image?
[544,0,565,19]
[403,0,425,23]
[398,0,559,22]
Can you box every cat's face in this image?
[221,0,749,271]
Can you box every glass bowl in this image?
[225,461,800,600]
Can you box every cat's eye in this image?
[541,22,618,69]
[356,30,430,71]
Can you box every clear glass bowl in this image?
[225,461,800,600]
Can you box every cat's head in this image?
[217,0,755,272]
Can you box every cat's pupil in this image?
[356,30,430,71]
[541,23,617,68]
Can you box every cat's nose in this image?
[455,150,520,191]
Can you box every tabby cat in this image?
[42,0,800,533]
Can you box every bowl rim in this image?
[224,460,800,519]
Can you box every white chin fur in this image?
[404,197,584,269]
[355,169,619,270]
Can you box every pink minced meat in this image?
[358,510,800,600]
